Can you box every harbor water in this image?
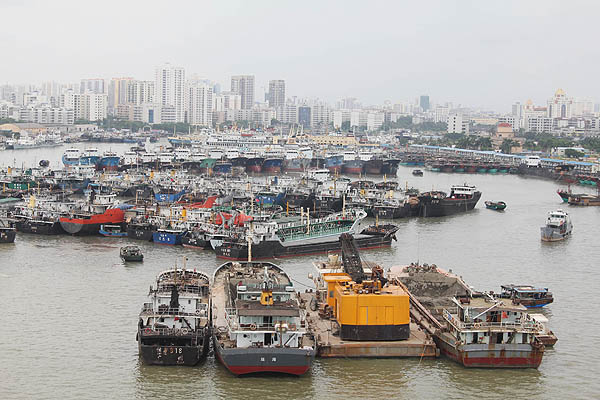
[1,146,599,399]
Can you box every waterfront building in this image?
[155,63,186,122]
[447,114,469,134]
[231,75,255,109]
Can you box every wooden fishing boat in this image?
[485,201,507,210]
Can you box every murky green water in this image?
[0,147,598,399]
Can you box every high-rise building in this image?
[155,63,186,122]
[186,82,213,126]
[108,78,133,111]
[267,80,285,109]
[547,89,572,119]
[128,80,154,106]
[298,106,311,127]
[419,95,430,111]
[231,75,255,109]
[80,78,105,94]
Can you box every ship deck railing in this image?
[141,303,208,317]
[442,309,541,332]
[278,225,351,241]
[225,307,306,332]
[140,326,207,337]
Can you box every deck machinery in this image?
[322,233,410,341]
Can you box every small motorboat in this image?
[120,245,143,262]
[412,169,423,176]
[485,200,507,210]
[100,224,127,237]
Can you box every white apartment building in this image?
[277,104,298,124]
[18,106,74,124]
[366,112,384,131]
[331,109,351,128]
[524,117,554,133]
[231,75,255,110]
[213,91,241,112]
[186,82,213,126]
[128,80,154,106]
[155,63,185,122]
[447,114,469,134]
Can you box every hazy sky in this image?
[2,0,599,111]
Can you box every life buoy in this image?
[250,323,257,331]
[181,328,189,335]
[195,309,201,315]
[144,328,152,334]
[473,323,481,329]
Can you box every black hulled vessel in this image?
[137,268,211,366]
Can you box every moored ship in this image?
[211,261,315,375]
[417,184,481,217]
[215,209,399,260]
[435,296,545,368]
[499,285,554,308]
[137,268,211,366]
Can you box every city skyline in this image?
[2,0,599,112]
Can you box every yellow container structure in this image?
[323,275,410,341]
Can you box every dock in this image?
[300,292,439,358]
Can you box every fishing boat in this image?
[540,209,572,242]
[485,201,507,210]
[412,169,424,176]
[499,285,554,308]
[416,185,481,217]
[436,296,545,368]
[137,268,211,365]
[100,224,127,237]
[211,261,315,375]
[120,245,144,262]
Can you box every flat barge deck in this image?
[299,292,438,358]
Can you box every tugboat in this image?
[137,267,211,365]
[212,261,315,375]
[499,285,554,308]
[417,185,481,217]
[540,210,572,242]
[485,200,507,211]
[120,245,144,262]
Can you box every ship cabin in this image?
[224,264,306,348]
[500,285,554,308]
[443,297,540,346]
[140,269,210,334]
[448,185,478,199]
[545,210,569,228]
